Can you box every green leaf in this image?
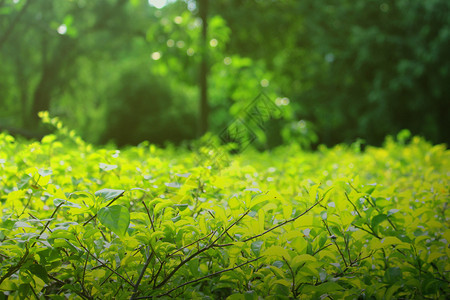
[309,184,319,203]
[385,283,402,300]
[174,204,189,211]
[384,267,402,283]
[95,189,125,201]
[98,205,130,237]
[363,184,377,195]
[371,214,388,234]
[263,246,289,258]
[251,241,264,256]
[303,281,343,294]
[53,198,81,208]
[27,263,49,283]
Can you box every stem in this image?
[31,201,64,247]
[81,252,89,293]
[344,192,362,218]
[323,220,347,267]
[0,244,29,285]
[137,257,262,299]
[243,195,325,243]
[282,256,296,297]
[75,236,135,288]
[83,191,124,226]
[142,200,155,232]
[130,250,155,300]
[168,232,213,257]
[155,211,249,289]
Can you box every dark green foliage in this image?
[213,0,450,146]
[101,68,196,146]
[0,0,448,147]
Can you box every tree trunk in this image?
[198,0,209,137]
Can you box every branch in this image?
[211,210,249,245]
[243,194,326,243]
[0,0,32,49]
[282,256,297,297]
[31,201,64,247]
[142,200,155,233]
[75,236,135,288]
[155,211,249,289]
[130,250,155,300]
[135,257,262,299]
[168,232,213,257]
[83,192,125,226]
[323,220,347,267]
[0,244,29,285]
[344,192,362,218]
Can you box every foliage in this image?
[1,0,449,147]
[0,118,448,299]
[212,0,450,145]
[100,65,197,146]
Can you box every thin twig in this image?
[168,232,213,257]
[344,233,352,264]
[313,243,333,256]
[29,283,39,300]
[353,224,381,239]
[155,211,249,289]
[365,196,398,231]
[243,194,326,243]
[142,200,155,232]
[31,201,64,247]
[282,256,297,297]
[0,244,29,285]
[136,257,262,299]
[323,220,347,267]
[99,266,121,286]
[83,191,125,226]
[211,210,249,245]
[344,192,362,218]
[130,250,155,300]
[81,252,89,293]
[75,236,135,288]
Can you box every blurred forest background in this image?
[1,0,449,148]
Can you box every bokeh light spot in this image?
[151,52,161,60]
[57,24,67,35]
[209,39,218,47]
[186,0,196,11]
[276,97,290,106]
[224,57,232,65]
[148,0,167,9]
[166,39,174,47]
[187,48,195,56]
[325,53,335,63]
[176,40,185,48]
[260,79,269,87]
[174,16,183,24]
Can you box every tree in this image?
[198,0,209,137]
[212,0,450,146]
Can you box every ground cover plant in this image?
[0,117,449,299]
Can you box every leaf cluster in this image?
[0,130,448,299]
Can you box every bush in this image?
[101,68,196,146]
[0,122,448,299]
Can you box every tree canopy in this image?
[1,0,448,147]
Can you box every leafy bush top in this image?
[0,124,448,299]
